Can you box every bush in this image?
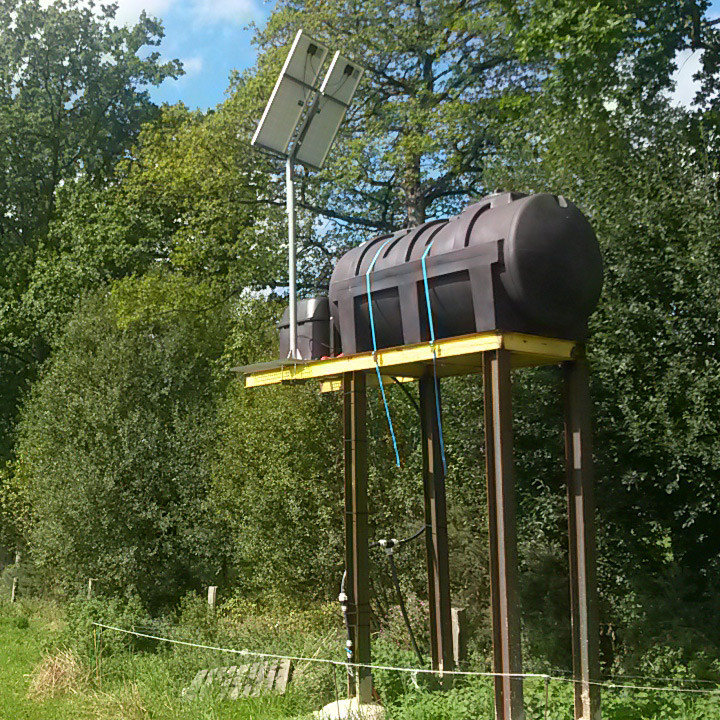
[0,561,45,601]
[18,287,230,609]
[62,593,154,662]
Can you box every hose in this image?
[387,551,424,666]
[370,525,427,667]
[339,526,428,674]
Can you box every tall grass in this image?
[2,595,720,720]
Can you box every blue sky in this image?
[104,0,720,110]
[98,0,273,109]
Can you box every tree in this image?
[100,101,287,293]
[30,99,288,347]
[244,0,719,286]
[252,0,540,240]
[16,279,230,607]
[483,61,720,662]
[0,0,181,460]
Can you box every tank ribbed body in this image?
[328,192,603,354]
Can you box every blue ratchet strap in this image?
[421,240,447,474]
[366,238,401,467]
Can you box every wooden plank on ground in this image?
[182,660,293,701]
[275,658,292,694]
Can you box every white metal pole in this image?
[286,156,298,359]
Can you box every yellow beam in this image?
[320,375,416,393]
[243,332,580,389]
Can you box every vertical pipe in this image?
[343,371,372,703]
[563,360,601,720]
[286,156,298,359]
[483,349,524,720]
[419,375,454,679]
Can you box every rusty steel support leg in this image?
[483,350,524,720]
[343,372,357,698]
[419,376,454,679]
[343,371,373,703]
[563,360,601,720]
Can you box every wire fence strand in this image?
[92,622,720,697]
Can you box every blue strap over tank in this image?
[421,240,447,474]
[366,238,401,467]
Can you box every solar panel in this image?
[294,52,364,170]
[251,30,329,156]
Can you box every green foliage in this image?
[510,0,695,103]
[6,598,720,720]
[385,680,494,720]
[0,561,45,601]
[0,0,181,461]
[483,49,720,661]
[212,383,344,597]
[63,592,153,660]
[1,0,720,697]
[16,282,230,608]
[98,102,286,291]
[254,0,541,240]
[0,460,33,551]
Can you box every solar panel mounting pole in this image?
[286,154,298,359]
[250,30,363,361]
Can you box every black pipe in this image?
[369,526,428,667]
[387,551,424,667]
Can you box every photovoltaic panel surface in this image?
[251,30,329,156]
[294,52,364,169]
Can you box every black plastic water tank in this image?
[328,192,603,354]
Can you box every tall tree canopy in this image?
[248,0,720,281]
[0,0,181,459]
[254,0,538,236]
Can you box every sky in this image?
[94,0,720,111]
[98,0,272,109]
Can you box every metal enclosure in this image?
[329,192,603,354]
[278,296,335,361]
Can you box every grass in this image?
[0,601,91,720]
[0,599,317,720]
[2,597,720,720]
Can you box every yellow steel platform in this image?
[239,332,581,389]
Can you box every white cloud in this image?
[39,0,176,25]
[41,0,262,25]
[191,0,264,24]
[112,0,176,24]
[670,49,703,108]
[180,55,204,76]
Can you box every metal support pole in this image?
[286,156,298,359]
[343,372,372,703]
[343,371,357,698]
[563,360,601,720]
[483,350,524,720]
[419,376,454,678]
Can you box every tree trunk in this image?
[403,156,426,226]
